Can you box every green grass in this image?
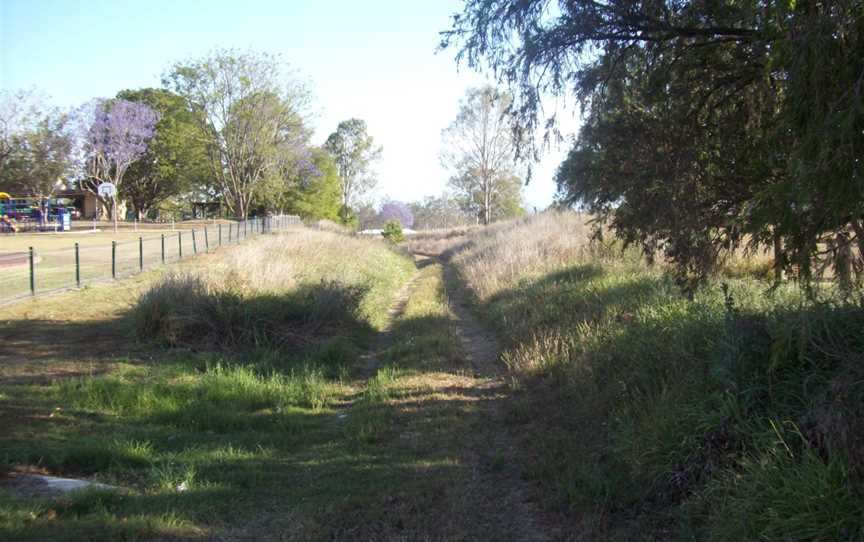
[466,254,864,540]
[0,229,419,540]
[0,223,279,300]
[1,236,530,540]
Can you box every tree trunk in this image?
[773,230,784,285]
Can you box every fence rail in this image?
[0,215,300,304]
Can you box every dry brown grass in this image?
[135,229,415,348]
[404,225,479,257]
[446,211,613,302]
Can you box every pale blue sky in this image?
[0,0,579,208]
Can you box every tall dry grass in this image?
[446,211,636,302]
[134,229,415,349]
[443,211,864,540]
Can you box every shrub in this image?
[133,229,414,349]
[381,220,404,243]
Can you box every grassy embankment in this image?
[414,212,864,541]
[0,227,434,540]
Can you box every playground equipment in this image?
[0,192,71,232]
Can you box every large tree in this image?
[115,88,210,219]
[324,118,382,212]
[163,50,312,219]
[443,0,864,286]
[79,98,159,220]
[441,86,524,225]
[0,92,73,200]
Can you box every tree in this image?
[80,98,158,220]
[441,86,524,225]
[378,200,414,229]
[444,0,864,287]
[324,118,382,211]
[409,193,473,230]
[282,148,342,220]
[0,92,73,200]
[163,50,312,219]
[115,88,210,219]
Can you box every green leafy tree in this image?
[324,118,382,211]
[164,50,312,219]
[115,88,210,219]
[0,97,73,200]
[284,148,341,220]
[381,219,404,243]
[444,0,864,287]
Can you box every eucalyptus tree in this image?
[163,50,312,219]
[441,86,523,225]
[324,118,382,212]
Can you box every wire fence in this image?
[0,215,301,304]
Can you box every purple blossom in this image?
[84,99,158,185]
[378,201,414,228]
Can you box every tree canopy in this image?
[116,88,210,219]
[0,91,73,199]
[163,49,312,219]
[441,86,525,225]
[443,0,864,287]
[324,118,382,213]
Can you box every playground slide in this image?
[0,215,18,233]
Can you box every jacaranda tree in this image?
[80,98,159,219]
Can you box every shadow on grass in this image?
[0,334,512,541]
[0,263,533,540]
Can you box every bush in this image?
[133,230,415,349]
[381,220,404,243]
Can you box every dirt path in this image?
[357,263,427,378]
[436,254,557,542]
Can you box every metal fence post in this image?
[228,223,233,243]
[161,234,165,263]
[204,226,209,252]
[111,241,117,279]
[178,232,183,259]
[192,229,197,254]
[219,223,222,247]
[29,247,35,296]
[75,242,80,288]
[139,237,144,271]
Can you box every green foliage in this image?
[282,148,341,220]
[381,220,404,243]
[0,91,73,198]
[115,88,209,219]
[482,258,864,538]
[324,118,382,209]
[338,204,359,229]
[445,0,864,287]
[163,49,312,219]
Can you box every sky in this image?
[0,0,580,209]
